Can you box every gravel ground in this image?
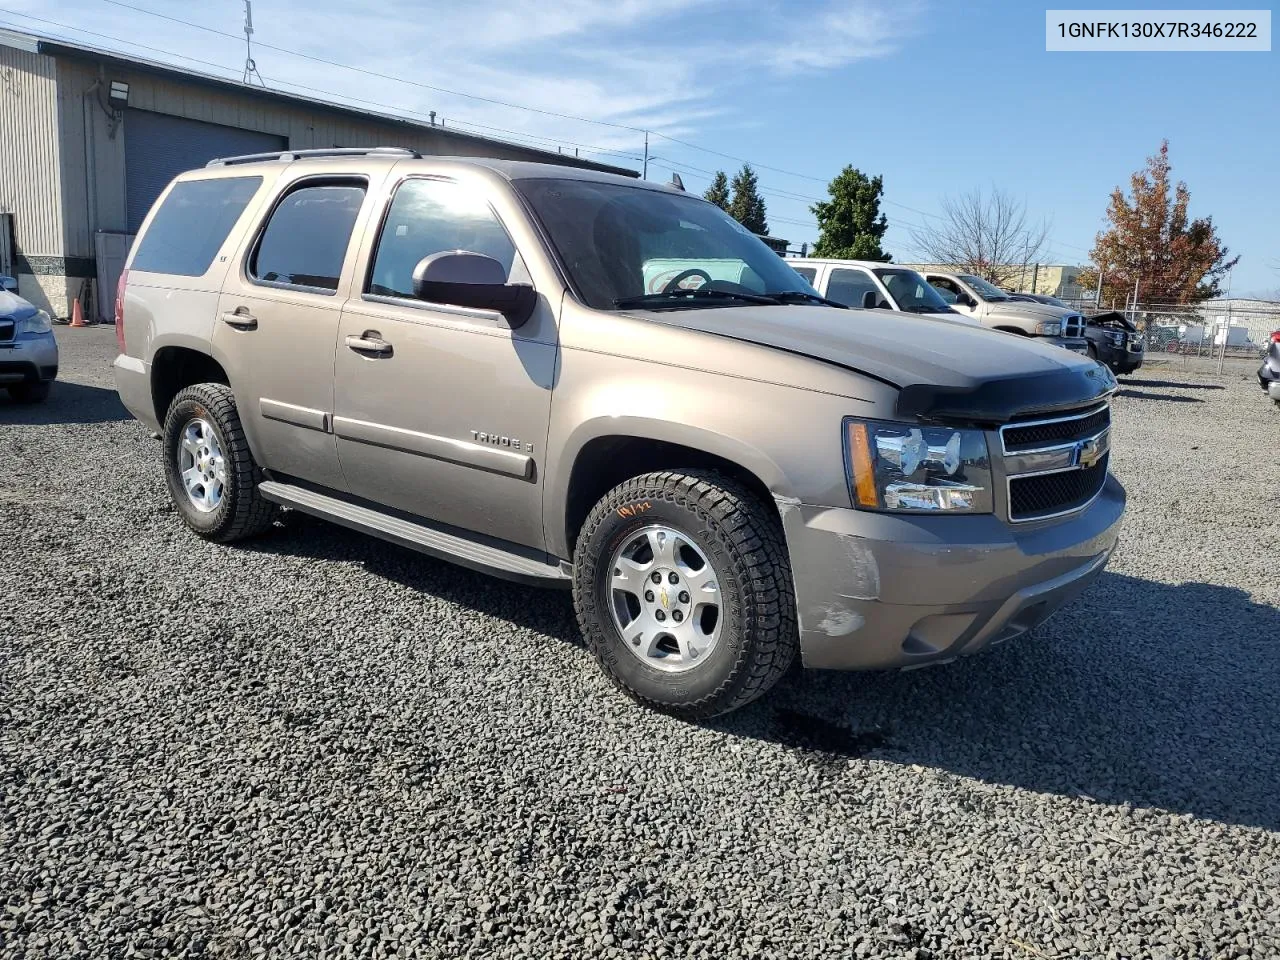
[2,327,1278,960]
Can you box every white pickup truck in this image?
[787,258,978,325]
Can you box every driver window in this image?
[928,277,960,303]
[826,268,884,309]
[367,179,520,299]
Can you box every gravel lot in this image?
[3,327,1278,960]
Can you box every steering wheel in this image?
[662,268,713,294]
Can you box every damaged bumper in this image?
[777,474,1125,670]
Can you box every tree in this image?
[810,165,890,261]
[1076,141,1238,305]
[728,164,768,235]
[703,170,730,211]
[908,188,1049,288]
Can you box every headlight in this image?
[1036,320,1062,336]
[17,310,52,335]
[844,418,993,513]
[1108,332,1125,344]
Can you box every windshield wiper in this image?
[613,289,779,309]
[762,290,849,309]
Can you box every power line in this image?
[96,0,651,134]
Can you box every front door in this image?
[926,275,980,320]
[332,176,556,551]
[214,175,374,491]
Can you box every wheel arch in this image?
[150,345,230,424]
[555,420,787,559]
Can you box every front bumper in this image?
[0,334,59,384]
[779,474,1126,670]
[1095,339,1144,371]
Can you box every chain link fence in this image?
[1061,299,1279,376]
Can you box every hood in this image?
[0,290,39,320]
[1087,311,1137,332]
[641,304,1116,423]
[986,299,1079,322]
[924,311,982,326]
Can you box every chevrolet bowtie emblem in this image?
[660,588,669,609]
[1078,437,1102,469]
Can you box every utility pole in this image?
[241,0,265,85]
[1094,265,1103,308]
[642,132,649,180]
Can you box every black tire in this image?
[162,382,276,542]
[7,381,51,403]
[572,470,798,719]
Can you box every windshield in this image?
[514,178,818,310]
[957,274,1011,301]
[873,268,953,313]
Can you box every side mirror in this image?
[0,275,17,293]
[861,290,878,310]
[411,251,536,327]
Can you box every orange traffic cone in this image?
[69,298,86,327]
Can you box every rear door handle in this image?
[220,308,257,330]
[345,332,393,357]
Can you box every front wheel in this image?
[162,383,277,542]
[572,470,798,719]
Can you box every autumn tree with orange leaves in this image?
[1078,141,1237,306]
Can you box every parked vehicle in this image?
[921,272,1089,354]
[113,148,1125,718]
[1082,311,1144,374]
[1259,330,1280,406]
[786,258,981,326]
[0,275,58,403]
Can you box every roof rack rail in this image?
[206,146,422,167]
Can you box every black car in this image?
[1259,330,1280,407]
[1082,311,1144,374]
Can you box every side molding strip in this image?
[260,398,330,432]
[332,416,533,480]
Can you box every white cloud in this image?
[2,0,920,162]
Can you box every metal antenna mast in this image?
[241,0,265,85]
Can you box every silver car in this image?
[0,276,58,402]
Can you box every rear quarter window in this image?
[130,176,262,277]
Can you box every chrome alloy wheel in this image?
[608,525,723,672]
[177,417,226,513]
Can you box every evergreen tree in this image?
[810,165,890,261]
[703,170,730,211]
[728,164,768,235]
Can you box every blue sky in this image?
[6,0,1277,294]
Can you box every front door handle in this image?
[345,331,393,357]
[220,308,258,330]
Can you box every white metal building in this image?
[0,28,635,319]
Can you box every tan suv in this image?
[114,148,1125,718]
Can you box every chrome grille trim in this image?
[1001,402,1112,523]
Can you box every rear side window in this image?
[367,179,517,299]
[130,176,261,277]
[826,268,883,309]
[790,265,817,283]
[251,181,366,292]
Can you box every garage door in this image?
[125,110,286,232]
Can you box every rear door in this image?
[213,172,383,490]
[332,174,556,550]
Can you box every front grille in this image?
[0,319,13,343]
[1064,315,1084,338]
[1010,453,1109,520]
[1002,405,1110,452]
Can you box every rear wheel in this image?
[572,470,797,719]
[162,383,276,542]
[7,381,51,403]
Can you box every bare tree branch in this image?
[909,188,1050,288]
